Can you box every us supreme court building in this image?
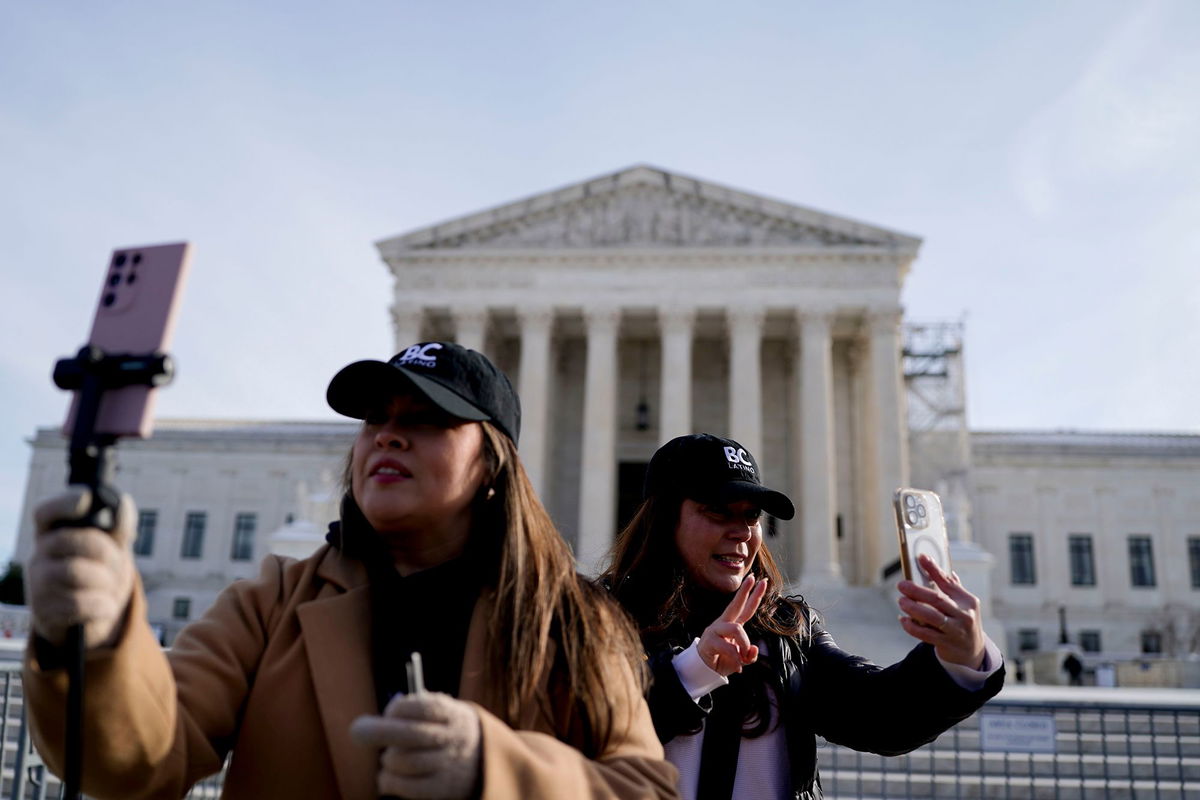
[15,166,1200,668]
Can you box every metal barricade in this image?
[821,687,1200,799]
[0,662,226,799]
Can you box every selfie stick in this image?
[51,346,173,800]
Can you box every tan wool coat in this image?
[24,545,680,800]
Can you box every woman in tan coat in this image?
[25,341,679,800]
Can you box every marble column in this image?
[658,306,695,442]
[517,307,553,497]
[727,307,765,460]
[864,309,910,583]
[452,306,489,355]
[390,304,424,352]
[577,306,621,574]
[798,311,843,587]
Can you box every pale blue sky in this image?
[3,1,1198,560]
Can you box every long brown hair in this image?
[600,492,808,649]
[601,493,809,738]
[472,422,646,754]
[343,421,645,755]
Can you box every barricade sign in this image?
[979,712,1057,753]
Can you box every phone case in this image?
[63,242,193,438]
[893,487,951,589]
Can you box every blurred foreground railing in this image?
[0,661,224,799]
[822,685,1200,799]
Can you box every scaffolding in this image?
[903,321,972,542]
[904,321,966,433]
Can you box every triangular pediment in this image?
[377,165,920,254]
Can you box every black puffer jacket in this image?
[646,618,1005,799]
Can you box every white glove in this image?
[351,692,482,800]
[27,486,137,649]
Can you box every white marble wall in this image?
[15,423,351,642]
[971,433,1200,659]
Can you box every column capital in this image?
[797,309,836,336]
[584,305,622,332]
[517,306,555,331]
[727,306,766,333]
[865,307,904,335]
[657,305,696,335]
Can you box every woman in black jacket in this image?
[601,434,1005,800]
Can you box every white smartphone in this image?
[893,488,951,589]
[63,242,193,438]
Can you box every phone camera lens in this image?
[916,503,927,519]
[114,254,127,267]
[132,253,142,265]
[102,292,117,307]
[904,495,917,509]
[906,510,919,525]
[127,272,138,285]
[108,274,121,287]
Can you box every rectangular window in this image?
[1080,630,1102,653]
[1128,535,1156,588]
[181,511,206,559]
[134,509,157,557]
[1068,534,1096,587]
[172,597,191,620]
[1189,538,1200,589]
[1141,630,1163,655]
[1017,629,1040,653]
[230,512,257,561]
[1009,534,1036,585]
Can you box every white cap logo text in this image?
[724,446,753,468]
[396,342,442,368]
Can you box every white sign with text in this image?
[980,713,1057,753]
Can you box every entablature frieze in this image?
[416,304,889,342]
[387,262,906,299]
[383,245,916,270]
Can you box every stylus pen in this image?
[406,652,426,695]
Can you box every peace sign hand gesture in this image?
[697,575,768,677]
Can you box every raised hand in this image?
[351,692,482,800]
[897,554,986,669]
[27,486,137,649]
[697,574,768,676]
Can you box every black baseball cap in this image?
[644,434,795,521]
[326,341,521,444]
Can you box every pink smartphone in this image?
[893,487,952,590]
[63,242,193,438]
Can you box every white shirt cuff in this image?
[937,635,1004,691]
[673,639,729,702]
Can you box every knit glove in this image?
[351,692,482,800]
[27,486,137,649]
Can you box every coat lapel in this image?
[458,592,558,734]
[298,578,378,800]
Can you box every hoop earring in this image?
[485,487,496,501]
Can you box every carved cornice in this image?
[385,246,914,269]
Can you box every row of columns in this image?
[391,303,908,581]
